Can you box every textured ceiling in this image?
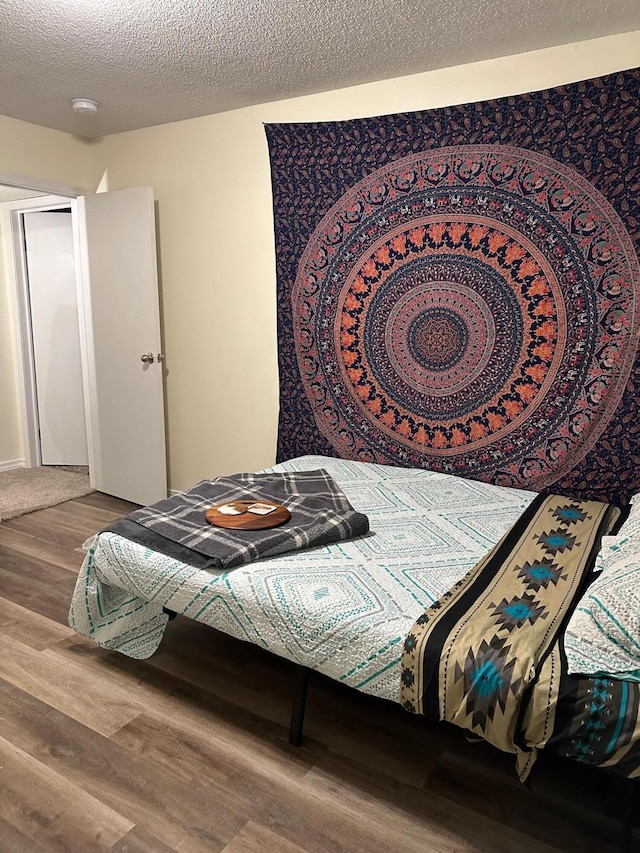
[0,0,639,139]
[0,186,47,203]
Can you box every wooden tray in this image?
[204,500,290,530]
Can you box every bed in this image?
[70,455,537,698]
[69,454,640,808]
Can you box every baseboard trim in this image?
[0,458,26,472]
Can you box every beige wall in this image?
[0,218,23,466]
[0,117,92,466]
[89,30,640,491]
[0,114,92,190]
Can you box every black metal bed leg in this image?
[621,780,637,853]
[288,665,310,746]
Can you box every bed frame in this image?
[286,662,639,853]
[165,598,638,852]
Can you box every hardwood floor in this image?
[0,492,637,852]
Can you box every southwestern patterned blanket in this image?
[400,493,640,779]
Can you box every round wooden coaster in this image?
[205,500,291,530]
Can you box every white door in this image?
[79,187,167,506]
[23,210,89,465]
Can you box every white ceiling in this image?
[1,0,639,139]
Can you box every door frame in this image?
[1,184,96,481]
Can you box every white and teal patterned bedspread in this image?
[69,456,536,703]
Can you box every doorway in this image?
[2,179,168,505]
[1,192,90,472]
[23,208,89,466]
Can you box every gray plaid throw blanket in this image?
[110,469,369,569]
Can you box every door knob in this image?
[140,352,155,364]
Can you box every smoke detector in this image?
[71,98,99,115]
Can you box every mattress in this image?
[69,456,536,703]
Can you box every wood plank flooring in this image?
[0,492,637,852]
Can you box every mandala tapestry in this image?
[265,69,640,503]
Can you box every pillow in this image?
[564,498,640,682]
[593,496,640,570]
